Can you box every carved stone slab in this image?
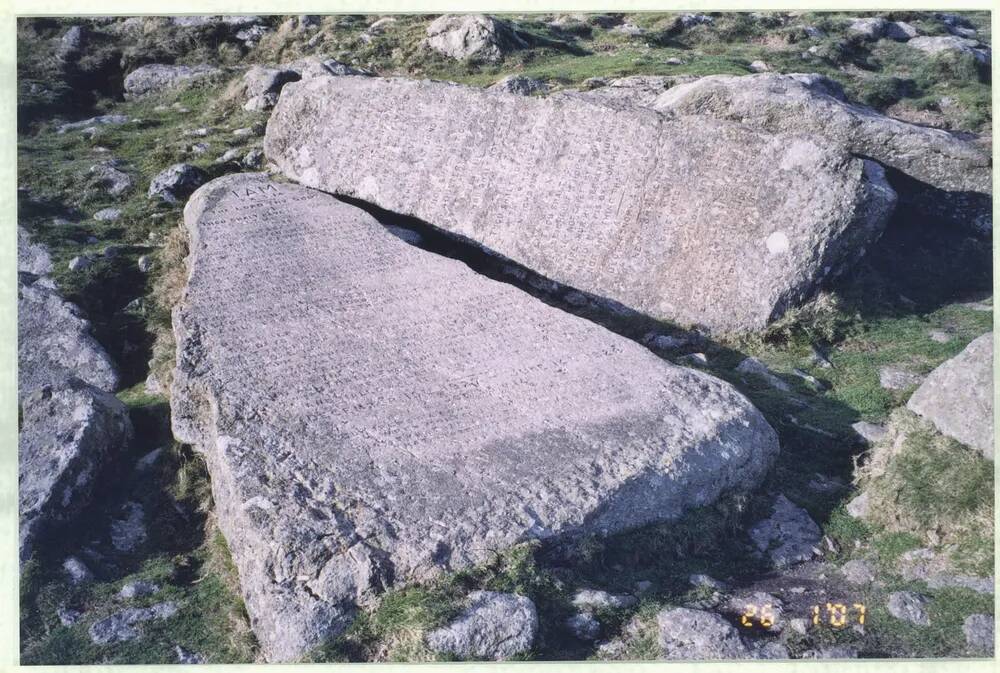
[171,174,779,660]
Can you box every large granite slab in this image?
[171,174,780,660]
[264,76,896,333]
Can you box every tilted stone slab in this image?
[907,332,993,459]
[264,76,896,333]
[171,174,779,660]
[19,378,133,564]
[18,275,119,396]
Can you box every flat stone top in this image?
[172,174,778,661]
[265,76,893,333]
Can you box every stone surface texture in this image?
[171,174,780,661]
[907,333,993,458]
[887,591,931,626]
[656,607,749,659]
[265,76,896,333]
[963,614,995,653]
[749,494,822,567]
[124,64,221,98]
[425,591,537,660]
[19,379,132,563]
[425,14,526,61]
[18,226,53,276]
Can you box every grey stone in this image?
[243,93,278,112]
[689,573,726,591]
[611,23,644,37]
[189,142,210,155]
[110,501,147,552]
[908,36,990,64]
[425,591,537,660]
[736,357,790,391]
[89,602,179,645]
[93,207,122,221]
[885,21,918,41]
[63,556,94,585]
[119,579,160,599]
[57,114,128,135]
[18,226,52,276]
[907,333,993,458]
[852,421,887,444]
[175,645,207,664]
[425,14,527,62]
[847,17,887,40]
[802,645,859,658]
[216,148,242,164]
[138,255,154,272]
[57,605,83,626]
[232,127,254,137]
[148,163,207,204]
[243,66,301,99]
[124,64,221,98]
[722,591,784,630]
[18,279,119,396]
[242,149,265,169]
[887,591,930,626]
[57,25,85,60]
[572,589,637,611]
[656,607,750,659]
[68,255,93,271]
[285,57,369,80]
[266,76,895,333]
[846,492,870,518]
[878,365,923,391]
[926,574,995,594]
[749,60,770,72]
[651,73,990,200]
[676,14,714,29]
[928,330,952,343]
[841,559,877,585]
[749,494,821,567]
[488,75,548,96]
[750,641,790,659]
[90,161,133,197]
[102,245,122,259]
[171,174,780,661]
[567,612,600,640]
[964,614,994,653]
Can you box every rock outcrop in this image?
[424,14,527,62]
[265,76,896,333]
[171,174,779,660]
[907,333,993,458]
[425,591,537,660]
[18,226,52,276]
[19,379,133,563]
[124,63,222,98]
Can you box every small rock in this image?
[802,645,859,658]
[135,448,163,471]
[489,75,549,96]
[216,148,242,164]
[792,368,827,391]
[137,255,154,272]
[852,421,887,444]
[887,591,931,626]
[90,161,134,197]
[57,114,129,135]
[847,17,887,40]
[840,559,877,585]
[928,330,952,343]
[664,57,685,65]
[102,245,121,258]
[656,607,749,659]
[688,574,726,591]
[566,612,600,640]
[232,127,254,137]
[572,588,637,611]
[749,60,770,72]
[425,14,527,62]
[878,366,923,391]
[749,494,821,567]
[679,352,708,366]
[89,602,179,644]
[242,149,265,169]
[611,22,645,37]
[885,21,918,41]
[189,143,210,155]
[148,163,207,204]
[110,501,147,552]
[736,357,790,391]
[846,492,870,519]
[175,645,207,664]
[68,255,93,271]
[57,605,83,626]
[63,556,94,585]
[425,591,537,660]
[635,580,653,593]
[596,638,626,657]
[963,614,994,653]
[119,579,160,599]
[93,207,122,221]
[243,92,278,112]
[789,617,809,635]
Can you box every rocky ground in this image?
[17,12,994,664]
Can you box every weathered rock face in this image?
[425,14,526,62]
[265,76,896,333]
[148,163,207,204]
[425,591,537,660]
[124,63,222,98]
[18,226,52,276]
[488,74,548,96]
[908,35,990,64]
[18,276,119,396]
[171,174,779,660]
[652,73,991,197]
[907,333,993,458]
[19,379,133,564]
[656,607,750,659]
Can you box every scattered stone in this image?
[216,148,242,164]
[148,163,207,204]
[67,255,93,271]
[572,589,637,611]
[425,591,537,660]
[679,352,708,367]
[232,127,254,137]
[18,280,119,396]
[124,64,221,98]
[266,76,895,332]
[846,492,870,519]
[907,333,993,458]
[748,60,770,72]
[135,448,163,472]
[689,574,726,591]
[89,161,134,197]
[852,421,887,445]
[723,591,784,630]
[567,612,600,640]
[137,255,154,272]
[664,57,685,65]
[736,357,790,391]
[89,602,179,645]
[611,23,644,37]
[847,17,887,40]
[93,207,123,222]
[171,174,779,661]
[102,245,122,259]
[840,559,877,585]
[749,494,821,567]
[56,114,129,135]
[175,645,207,664]
[887,591,930,626]
[656,607,749,659]
[189,142,210,155]
[878,365,923,391]
[57,24,85,60]
[119,579,160,599]
[57,605,83,626]
[928,330,952,343]
[109,501,147,552]
[907,35,990,64]
[488,75,549,96]
[242,149,265,169]
[802,645,859,658]
[425,14,527,62]
[750,641,790,659]
[17,226,53,276]
[63,556,94,585]
[963,614,994,653]
[286,57,369,80]
[885,21,918,41]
